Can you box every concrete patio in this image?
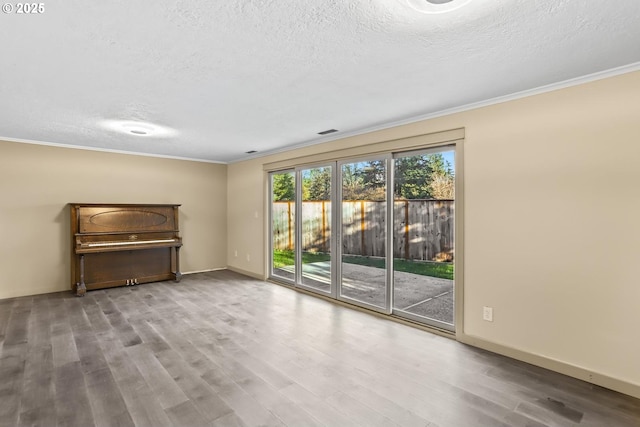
[274,261,453,325]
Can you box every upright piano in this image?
[70,203,182,296]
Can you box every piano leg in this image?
[76,255,87,297]
[173,246,182,282]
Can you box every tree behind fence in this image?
[272,200,454,262]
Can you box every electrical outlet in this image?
[254,211,259,219]
[483,306,493,322]
[234,249,238,257]
[246,254,250,262]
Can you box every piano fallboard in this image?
[70,203,182,296]
[75,231,182,254]
[75,239,182,254]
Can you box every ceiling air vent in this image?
[245,150,257,154]
[318,129,338,135]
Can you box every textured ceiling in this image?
[1,0,639,163]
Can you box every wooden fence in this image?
[272,200,454,262]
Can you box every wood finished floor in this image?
[1,270,638,427]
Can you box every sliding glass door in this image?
[298,165,334,296]
[270,170,296,283]
[392,148,455,330]
[337,158,391,313]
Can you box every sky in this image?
[442,150,455,174]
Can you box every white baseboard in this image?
[226,266,265,280]
[182,268,226,275]
[0,285,67,300]
[458,333,640,400]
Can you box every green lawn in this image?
[273,250,453,280]
[273,250,330,268]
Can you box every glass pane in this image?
[300,166,332,292]
[392,150,455,328]
[340,160,387,309]
[271,171,296,282]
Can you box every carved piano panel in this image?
[70,203,182,296]
[77,206,177,233]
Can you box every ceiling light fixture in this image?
[122,123,154,136]
[101,120,177,138]
[407,0,472,13]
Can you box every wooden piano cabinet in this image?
[70,203,182,296]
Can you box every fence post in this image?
[404,200,409,260]
[360,200,366,256]
[287,201,292,251]
[321,201,327,253]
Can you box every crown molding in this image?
[0,136,225,164]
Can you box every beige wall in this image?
[227,71,640,394]
[0,141,227,299]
